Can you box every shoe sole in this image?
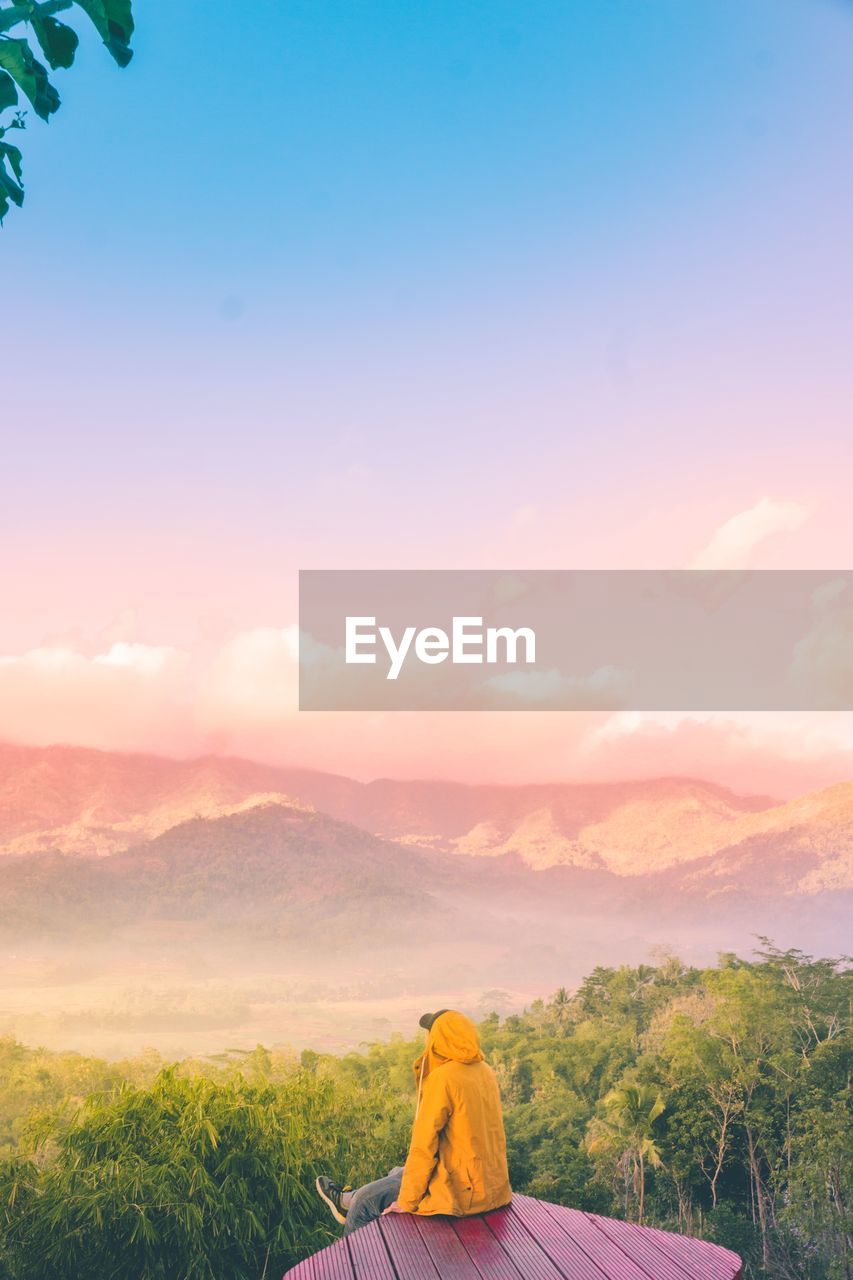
[316,1176,347,1225]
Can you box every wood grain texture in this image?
[283,1193,743,1279]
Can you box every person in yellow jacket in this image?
[315,1009,512,1235]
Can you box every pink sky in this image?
[2,494,853,798]
[5,0,853,796]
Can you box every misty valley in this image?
[0,743,849,1058]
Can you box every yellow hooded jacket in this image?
[397,1011,512,1217]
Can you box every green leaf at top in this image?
[32,15,79,70]
[0,140,25,221]
[74,0,134,68]
[0,67,18,111]
[0,137,23,182]
[0,38,60,120]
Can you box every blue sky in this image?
[3,0,853,631]
[10,0,851,297]
[3,0,853,788]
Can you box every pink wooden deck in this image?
[284,1194,743,1279]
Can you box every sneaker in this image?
[315,1175,350,1225]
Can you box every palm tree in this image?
[587,1083,665,1224]
[551,986,572,1033]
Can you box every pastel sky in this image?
[3,0,853,793]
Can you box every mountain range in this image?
[1,743,851,901]
[1,743,849,1055]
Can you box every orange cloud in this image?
[0,643,193,754]
[1,632,852,798]
[689,497,809,570]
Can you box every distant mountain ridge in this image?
[0,799,451,943]
[0,743,851,898]
[2,745,849,1062]
[0,743,351,857]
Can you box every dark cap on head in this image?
[418,1009,449,1031]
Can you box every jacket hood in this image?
[429,1010,483,1064]
[413,1010,484,1091]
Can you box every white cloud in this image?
[2,624,852,798]
[483,665,631,708]
[0,642,184,677]
[196,626,300,728]
[587,707,853,763]
[0,642,191,751]
[93,642,183,674]
[788,579,853,708]
[689,497,808,570]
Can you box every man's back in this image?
[434,1058,512,1212]
[397,1014,512,1218]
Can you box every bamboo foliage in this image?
[0,1068,408,1279]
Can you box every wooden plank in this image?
[307,1235,356,1280]
[414,1215,483,1278]
[454,1215,526,1280]
[541,1201,657,1280]
[347,1222,397,1280]
[510,1196,609,1280]
[637,1222,742,1280]
[591,1216,697,1280]
[282,1255,311,1279]
[283,1197,743,1280]
[379,1211,441,1280]
[283,1237,352,1280]
[284,1245,334,1280]
[483,1202,573,1280]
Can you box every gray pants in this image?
[342,1166,405,1236]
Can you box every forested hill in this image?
[0,946,849,1280]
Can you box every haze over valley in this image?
[1,744,849,1058]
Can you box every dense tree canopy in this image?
[0,946,849,1279]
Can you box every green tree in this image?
[588,1082,665,1224]
[0,0,133,220]
[0,948,849,1277]
[785,1096,851,1280]
[0,1068,408,1280]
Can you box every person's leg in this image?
[342,1167,404,1236]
